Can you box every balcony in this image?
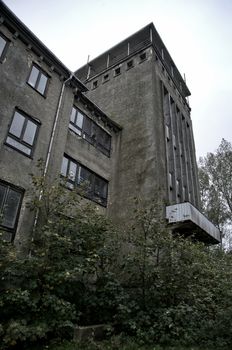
[166,202,221,244]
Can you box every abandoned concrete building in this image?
[0,1,220,247]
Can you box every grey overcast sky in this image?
[3,0,232,158]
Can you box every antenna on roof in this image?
[183,73,186,83]
[87,55,90,64]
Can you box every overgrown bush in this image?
[0,171,120,349]
[1,170,232,349]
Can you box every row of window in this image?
[0,153,109,234]
[5,104,111,159]
[0,153,108,235]
[61,155,108,206]
[69,106,111,157]
[91,51,147,89]
[1,33,111,157]
[1,32,49,95]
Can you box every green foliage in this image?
[0,169,119,349]
[1,164,232,349]
[198,138,232,238]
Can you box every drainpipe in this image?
[30,74,73,249]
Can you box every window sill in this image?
[26,82,47,98]
[4,142,33,159]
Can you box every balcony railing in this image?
[166,202,221,244]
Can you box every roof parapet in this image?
[75,23,190,98]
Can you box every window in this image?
[69,107,84,136]
[61,155,108,206]
[69,107,111,156]
[0,180,23,237]
[173,134,176,149]
[96,127,111,157]
[114,67,121,76]
[0,33,9,62]
[27,64,49,95]
[127,60,133,69]
[165,125,170,141]
[92,80,98,89]
[6,109,39,156]
[103,73,109,82]
[169,172,173,190]
[140,52,146,61]
[176,179,180,198]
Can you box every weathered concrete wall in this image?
[84,47,168,224]
[0,25,68,247]
[0,23,120,247]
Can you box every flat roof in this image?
[75,23,191,97]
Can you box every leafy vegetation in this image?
[198,138,232,244]
[1,158,232,349]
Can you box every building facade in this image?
[75,24,220,243]
[0,2,121,249]
[0,2,220,246]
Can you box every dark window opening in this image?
[27,64,49,96]
[140,52,146,61]
[114,67,121,76]
[0,180,23,240]
[6,109,39,157]
[61,155,108,206]
[103,74,109,81]
[127,60,133,69]
[92,80,98,89]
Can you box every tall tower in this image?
[76,23,220,244]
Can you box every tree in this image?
[198,138,232,244]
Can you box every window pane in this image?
[0,36,6,58]
[37,73,48,95]
[76,112,84,129]
[23,120,37,145]
[70,107,76,123]
[28,66,39,87]
[2,189,21,229]
[83,117,92,142]
[6,136,31,155]
[98,128,111,149]
[69,123,82,136]
[0,184,7,212]
[94,177,107,199]
[61,157,68,176]
[9,111,25,138]
[79,167,93,194]
[68,161,77,182]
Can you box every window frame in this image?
[0,179,24,241]
[69,106,111,157]
[5,108,40,158]
[27,63,49,96]
[139,52,147,62]
[126,60,134,70]
[114,67,121,76]
[0,32,10,63]
[61,155,108,206]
